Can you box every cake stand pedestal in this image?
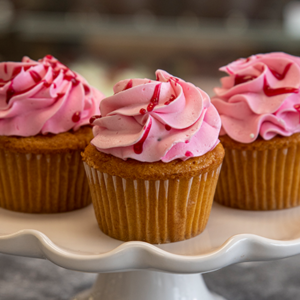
[1,202,300,300]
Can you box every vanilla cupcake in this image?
[0,55,104,213]
[82,70,224,243]
[212,52,300,210]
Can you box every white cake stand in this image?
[1,202,300,300]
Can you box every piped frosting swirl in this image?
[212,52,300,143]
[91,69,221,162]
[0,55,104,136]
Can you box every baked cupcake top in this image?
[212,52,300,143]
[0,55,105,137]
[90,69,221,163]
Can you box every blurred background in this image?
[1,0,300,96]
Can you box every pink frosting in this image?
[0,55,104,136]
[91,70,221,163]
[212,52,300,143]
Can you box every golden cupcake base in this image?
[0,127,93,213]
[83,144,224,244]
[215,134,300,210]
[0,150,91,213]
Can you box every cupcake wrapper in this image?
[215,146,300,210]
[0,149,91,213]
[84,162,222,244]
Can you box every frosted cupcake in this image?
[82,70,224,244]
[212,52,300,210]
[0,55,104,213]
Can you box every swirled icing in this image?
[91,69,221,162]
[0,55,104,136]
[212,52,300,143]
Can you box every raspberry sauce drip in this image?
[55,93,65,101]
[263,77,298,97]
[164,94,176,105]
[83,84,90,95]
[43,81,51,88]
[89,115,101,124]
[6,79,43,104]
[294,104,300,113]
[147,83,162,112]
[12,66,22,78]
[234,74,257,85]
[133,118,152,154]
[269,63,292,80]
[185,151,193,157]
[6,84,15,104]
[140,108,146,115]
[64,74,80,86]
[4,64,7,74]
[123,79,133,90]
[45,54,53,60]
[165,124,171,131]
[29,70,42,83]
[169,77,180,86]
[72,111,81,123]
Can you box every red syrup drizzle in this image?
[169,77,180,86]
[83,84,90,95]
[269,63,292,80]
[164,94,176,105]
[147,83,162,112]
[234,74,257,85]
[185,151,193,157]
[140,108,146,115]
[43,81,51,88]
[263,77,298,97]
[89,115,101,124]
[6,77,44,104]
[4,64,7,74]
[45,54,53,60]
[133,118,152,154]
[123,79,133,90]
[29,70,42,83]
[165,124,171,131]
[64,74,80,86]
[72,111,81,123]
[294,104,300,112]
[55,93,65,102]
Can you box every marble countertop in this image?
[0,253,299,300]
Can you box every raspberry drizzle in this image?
[263,77,298,97]
[234,75,257,85]
[269,63,292,80]
[147,83,162,112]
[123,79,133,90]
[133,118,152,154]
[72,111,81,123]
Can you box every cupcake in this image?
[212,52,300,210]
[0,55,104,213]
[82,70,224,244]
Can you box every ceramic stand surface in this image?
[1,203,300,300]
[72,271,225,300]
